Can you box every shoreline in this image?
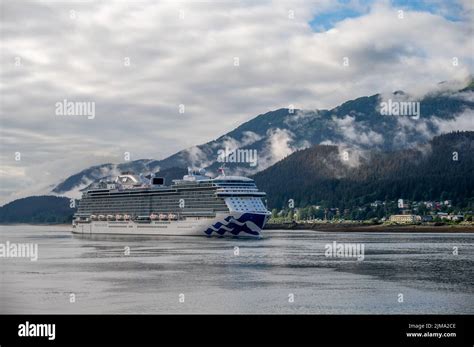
[264,222,474,233]
[0,223,71,227]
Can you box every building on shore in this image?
[438,213,464,221]
[389,214,421,223]
[422,215,434,222]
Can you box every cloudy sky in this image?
[0,0,473,204]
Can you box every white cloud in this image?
[332,115,384,147]
[255,128,296,171]
[432,109,474,133]
[182,146,213,169]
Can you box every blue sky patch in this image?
[310,0,464,32]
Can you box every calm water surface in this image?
[1,225,473,314]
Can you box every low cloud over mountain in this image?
[52,82,474,197]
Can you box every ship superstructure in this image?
[72,169,270,237]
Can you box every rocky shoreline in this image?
[264,222,474,233]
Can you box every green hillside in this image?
[0,196,76,224]
[253,131,474,211]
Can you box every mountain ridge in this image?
[2,131,471,223]
[51,81,474,197]
[252,131,474,210]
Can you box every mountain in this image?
[2,132,472,224]
[52,81,474,196]
[0,196,75,224]
[252,131,474,210]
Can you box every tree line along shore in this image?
[264,221,474,232]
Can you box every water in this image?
[1,225,473,314]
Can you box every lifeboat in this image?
[106,214,115,220]
[159,213,167,220]
[123,214,131,220]
[98,215,106,221]
[150,213,159,220]
[115,214,123,220]
[90,214,97,221]
[168,213,177,220]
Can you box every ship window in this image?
[152,177,164,185]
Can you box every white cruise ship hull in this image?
[72,212,269,238]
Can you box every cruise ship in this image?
[72,168,271,238]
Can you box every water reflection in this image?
[1,226,473,314]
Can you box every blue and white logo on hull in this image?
[204,213,267,237]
